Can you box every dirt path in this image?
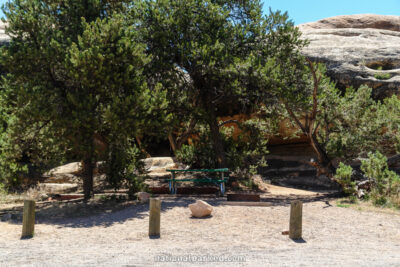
[1,196,400,266]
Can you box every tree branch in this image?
[218,120,239,127]
[306,58,319,121]
[283,102,307,134]
[176,118,198,148]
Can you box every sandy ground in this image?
[1,194,400,267]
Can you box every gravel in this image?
[1,197,400,266]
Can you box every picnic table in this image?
[166,168,229,195]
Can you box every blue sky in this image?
[0,0,399,25]
[263,0,400,25]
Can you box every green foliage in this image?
[176,142,214,170]
[0,1,151,194]
[374,67,391,80]
[335,163,356,196]
[318,85,388,160]
[1,0,399,201]
[141,0,303,167]
[254,36,400,172]
[336,202,351,208]
[361,151,400,206]
[104,142,147,194]
[379,95,400,154]
[274,62,397,168]
[176,118,268,175]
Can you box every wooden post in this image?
[21,200,35,239]
[289,200,302,239]
[149,198,161,237]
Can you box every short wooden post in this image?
[149,198,161,237]
[289,200,302,239]
[21,200,35,239]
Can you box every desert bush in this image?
[379,95,400,154]
[175,119,268,177]
[361,151,400,206]
[103,142,148,198]
[335,163,356,196]
[374,67,392,80]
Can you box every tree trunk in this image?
[309,133,335,177]
[135,135,151,157]
[208,110,227,168]
[82,157,94,200]
[168,133,177,152]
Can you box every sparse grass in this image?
[0,184,50,206]
[336,198,357,208]
[335,197,400,215]
[374,66,392,80]
[0,185,8,204]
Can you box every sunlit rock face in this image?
[0,21,9,44]
[298,14,400,99]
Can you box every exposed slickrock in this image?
[298,14,400,99]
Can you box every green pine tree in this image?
[1,0,150,198]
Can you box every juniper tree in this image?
[260,58,399,177]
[140,0,305,168]
[1,0,150,198]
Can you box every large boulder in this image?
[189,200,213,218]
[298,14,400,99]
[43,162,82,184]
[46,162,81,176]
[143,157,178,172]
[38,183,79,194]
[143,157,188,178]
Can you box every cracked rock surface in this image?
[298,14,400,99]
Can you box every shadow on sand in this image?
[3,193,337,229]
[291,237,307,243]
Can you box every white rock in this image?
[189,200,213,218]
[143,157,178,173]
[44,162,81,176]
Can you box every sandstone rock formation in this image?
[189,200,213,218]
[143,157,189,178]
[43,162,82,184]
[46,162,81,176]
[38,183,79,194]
[0,21,9,44]
[298,14,400,99]
[143,157,178,173]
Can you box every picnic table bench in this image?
[166,168,229,195]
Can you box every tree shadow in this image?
[260,192,340,207]
[2,193,338,229]
[20,236,34,240]
[3,197,225,228]
[189,215,213,219]
[290,237,307,243]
